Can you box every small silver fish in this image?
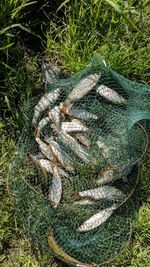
[30,152,43,160]
[45,137,74,174]
[44,136,54,143]
[45,138,75,173]
[30,155,51,186]
[49,166,62,208]
[97,164,114,185]
[61,120,88,133]
[31,153,69,179]
[78,204,117,232]
[60,103,98,121]
[75,133,91,148]
[32,88,60,126]
[35,137,54,161]
[49,105,61,129]
[56,130,89,163]
[78,185,123,201]
[74,199,95,205]
[96,85,126,105]
[36,159,53,174]
[57,167,69,179]
[36,116,50,137]
[64,73,101,106]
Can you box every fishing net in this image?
[8,55,150,266]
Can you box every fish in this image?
[30,153,69,179]
[30,153,50,193]
[56,129,89,163]
[48,105,62,129]
[45,138,75,173]
[96,85,126,105]
[78,204,117,232]
[60,103,98,121]
[96,164,114,185]
[61,119,88,133]
[78,185,123,201]
[42,62,60,85]
[57,167,69,179]
[49,166,62,208]
[44,136,54,143]
[29,152,43,160]
[38,162,69,180]
[36,159,53,174]
[64,73,101,106]
[35,137,54,161]
[36,116,50,137]
[30,155,53,174]
[75,133,91,148]
[74,199,95,205]
[47,230,94,267]
[32,88,60,126]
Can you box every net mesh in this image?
[8,55,150,266]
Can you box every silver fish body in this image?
[45,136,54,143]
[65,73,101,105]
[30,152,43,160]
[56,130,89,163]
[32,88,60,126]
[65,107,98,121]
[49,105,61,129]
[36,116,50,137]
[73,199,95,205]
[36,159,53,174]
[57,167,69,179]
[78,185,123,201]
[31,153,69,179]
[49,166,62,208]
[46,139,74,173]
[78,204,117,232]
[75,133,91,148]
[61,120,88,133]
[96,85,126,105]
[35,137,54,161]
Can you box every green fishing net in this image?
[8,55,150,266]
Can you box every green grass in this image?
[44,0,150,81]
[0,0,150,266]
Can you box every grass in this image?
[0,0,150,266]
[44,0,150,81]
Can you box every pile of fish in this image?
[30,66,130,233]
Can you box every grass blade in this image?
[0,23,42,40]
[0,42,14,50]
[103,0,122,13]
[56,0,70,12]
[11,1,37,19]
[103,0,143,34]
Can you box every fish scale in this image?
[78,204,117,232]
[64,73,101,106]
[32,88,60,126]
